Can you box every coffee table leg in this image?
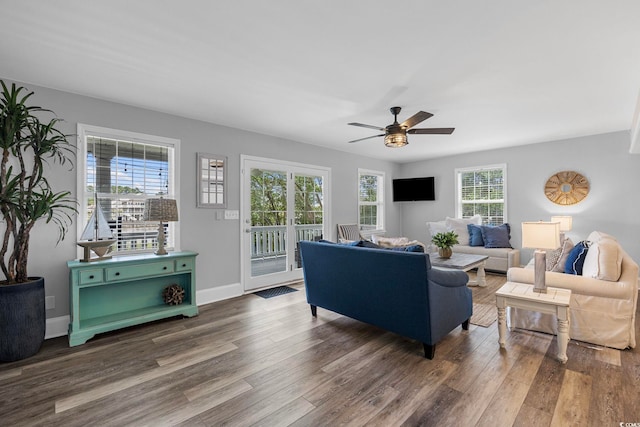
[557,307,570,363]
[477,262,487,287]
[496,297,506,348]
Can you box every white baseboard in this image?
[44,283,245,339]
[196,282,244,305]
[45,315,70,340]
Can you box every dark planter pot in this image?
[0,277,45,362]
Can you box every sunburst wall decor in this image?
[544,171,589,205]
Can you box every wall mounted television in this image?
[392,177,435,202]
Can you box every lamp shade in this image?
[551,215,573,232]
[521,221,560,250]
[384,132,408,147]
[143,198,179,222]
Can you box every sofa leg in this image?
[423,343,435,359]
[462,319,470,330]
[310,305,317,317]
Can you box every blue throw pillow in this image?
[480,223,512,248]
[467,224,484,246]
[565,241,589,275]
[388,244,425,253]
[355,240,382,249]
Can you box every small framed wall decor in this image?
[544,171,589,205]
[196,153,227,208]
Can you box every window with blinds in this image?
[78,124,179,255]
[358,169,385,233]
[455,164,507,225]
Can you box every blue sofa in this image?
[299,240,473,359]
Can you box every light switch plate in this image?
[224,210,239,220]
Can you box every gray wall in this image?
[399,131,640,264]
[7,77,639,323]
[5,79,402,319]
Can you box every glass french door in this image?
[241,157,329,292]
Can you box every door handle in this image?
[245,229,251,233]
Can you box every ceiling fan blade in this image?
[408,128,455,135]
[400,111,433,129]
[348,134,385,143]
[348,122,385,131]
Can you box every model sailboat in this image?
[77,196,117,262]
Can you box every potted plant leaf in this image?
[0,81,76,362]
[431,231,459,259]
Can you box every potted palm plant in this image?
[431,231,459,259]
[0,81,75,362]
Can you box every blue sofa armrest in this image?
[427,268,473,343]
[428,267,469,287]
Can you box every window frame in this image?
[357,168,385,235]
[454,163,507,225]
[76,124,181,256]
[196,152,227,209]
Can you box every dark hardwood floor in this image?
[1,273,638,426]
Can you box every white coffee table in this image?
[430,252,489,287]
[495,281,572,363]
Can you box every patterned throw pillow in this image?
[546,238,574,271]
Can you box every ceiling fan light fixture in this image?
[384,132,408,148]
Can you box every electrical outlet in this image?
[224,210,239,220]
[45,296,55,310]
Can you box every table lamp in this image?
[551,215,572,241]
[143,197,179,255]
[521,221,560,293]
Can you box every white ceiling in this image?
[2,1,639,163]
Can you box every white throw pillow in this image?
[426,221,448,253]
[582,236,623,281]
[426,221,448,240]
[445,215,482,246]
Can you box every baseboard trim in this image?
[196,282,244,306]
[46,315,70,340]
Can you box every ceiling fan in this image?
[348,106,455,147]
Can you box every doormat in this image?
[254,285,298,299]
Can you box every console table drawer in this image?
[175,257,194,272]
[79,269,103,285]
[105,260,174,281]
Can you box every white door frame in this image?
[240,155,331,292]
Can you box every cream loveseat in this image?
[507,231,638,349]
[427,216,520,273]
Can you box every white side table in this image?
[495,281,572,363]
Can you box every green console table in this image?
[67,251,198,346]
